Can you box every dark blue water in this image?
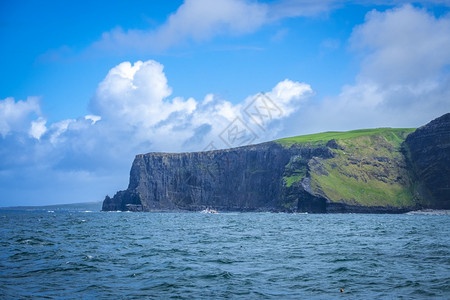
[1,210,449,299]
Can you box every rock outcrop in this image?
[102,113,450,213]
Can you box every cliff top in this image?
[276,127,416,147]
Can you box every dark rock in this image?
[326,203,412,214]
[326,139,343,150]
[297,190,327,213]
[102,190,143,211]
[404,113,450,209]
[104,143,333,212]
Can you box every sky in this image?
[1,0,450,206]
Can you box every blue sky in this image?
[1,0,450,206]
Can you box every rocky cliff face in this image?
[102,143,334,212]
[404,113,450,209]
[102,113,450,213]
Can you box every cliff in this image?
[102,113,450,213]
[102,143,334,212]
[404,113,450,209]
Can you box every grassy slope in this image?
[277,128,417,207]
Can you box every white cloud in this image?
[351,4,450,86]
[92,0,268,53]
[155,0,268,45]
[0,97,42,137]
[29,118,47,140]
[266,79,312,115]
[202,94,214,105]
[91,60,176,126]
[85,115,101,124]
[281,4,450,135]
[87,0,353,55]
[49,119,75,144]
[89,59,312,151]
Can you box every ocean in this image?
[0,210,449,299]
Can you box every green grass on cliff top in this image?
[276,128,416,146]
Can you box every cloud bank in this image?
[87,59,311,151]
[0,59,311,206]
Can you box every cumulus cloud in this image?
[13,59,310,154]
[351,4,450,86]
[29,118,47,140]
[0,97,42,137]
[265,79,312,115]
[89,59,311,151]
[283,4,450,135]
[89,60,197,151]
[91,60,175,125]
[92,0,268,53]
[346,4,450,122]
[183,78,313,149]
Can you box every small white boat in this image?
[200,208,218,214]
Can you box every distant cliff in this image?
[102,113,450,213]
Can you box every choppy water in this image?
[0,210,449,299]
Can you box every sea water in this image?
[0,210,449,299]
